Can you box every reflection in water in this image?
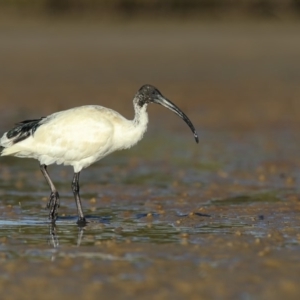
[48,223,59,248]
[48,223,84,248]
[0,201,298,262]
[77,226,84,247]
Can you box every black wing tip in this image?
[0,146,3,155]
[15,118,45,126]
[6,117,45,144]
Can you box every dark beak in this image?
[153,95,199,143]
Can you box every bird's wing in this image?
[0,105,127,164]
[28,106,117,160]
[0,117,46,147]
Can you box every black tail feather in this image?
[6,117,45,144]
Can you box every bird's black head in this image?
[134,84,199,143]
[135,84,163,107]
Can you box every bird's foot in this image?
[47,191,60,221]
[76,217,87,227]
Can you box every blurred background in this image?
[0,0,300,132]
[1,0,300,18]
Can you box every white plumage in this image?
[1,105,148,173]
[0,84,198,224]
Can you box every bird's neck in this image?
[121,100,148,149]
[133,101,149,129]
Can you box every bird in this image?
[0,84,198,224]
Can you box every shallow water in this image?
[0,21,300,299]
[0,127,300,299]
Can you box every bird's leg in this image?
[40,164,60,221]
[71,172,86,225]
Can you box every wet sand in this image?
[0,20,300,299]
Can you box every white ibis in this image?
[0,84,198,224]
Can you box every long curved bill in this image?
[153,94,199,143]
